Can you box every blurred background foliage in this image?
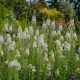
[0,0,80,34]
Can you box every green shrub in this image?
[0,4,8,20]
[58,2,75,21]
[0,4,8,33]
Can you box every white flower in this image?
[6,34,11,38]
[11,41,15,46]
[57,30,61,35]
[17,32,21,39]
[64,42,71,51]
[51,21,55,30]
[73,43,75,48]
[45,52,48,58]
[62,43,64,47]
[50,51,55,60]
[8,60,21,70]
[4,60,8,64]
[32,41,37,48]
[29,26,33,35]
[51,30,56,37]
[45,57,49,62]
[26,34,30,40]
[31,15,36,25]
[3,24,8,31]
[43,43,48,52]
[51,53,54,60]
[7,36,11,43]
[27,64,36,72]
[60,55,65,59]
[32,68,36,72]
[46,63,51,71]
[38,34,44,46]
[22,32,26,39]
[15,49,20,58]
[69,19,74,27]
[9,26,12,31]
[20,32,23,39]
[46,18,50,26]
[76,54,79,60]
[59,46,63,52]
[18,26,22,33]
[0,51,4,56]
[35,29,39,37]
[24,27,28,33]
[32,66,36,72]
[15,53,20,58]
[78,46,80,53]
[60,36,64,41]
[72,33,77,40]
[8,41,15,51]
[0,35,3,43]
[8,44,14,50]
[13,34,16,38]
[58,25,63,31]
[25,48,29,55]
[55,69,59,75]
[65,32,71,39]
[27,64,33,69]
[76,68,80,73]
[44,52,49,62]
[34,36,37,41]
[6,34,12,43]
[55,40,61,47]
[42,22,46,29]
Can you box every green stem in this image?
[14,70,19,80]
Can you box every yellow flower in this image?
[15,20,21,26]
[40,8,64,20]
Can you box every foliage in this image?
[47,0,60,9]
[47,1,75,21]
[0,4,8,33]
[38,0,48,8]
[58,2,75,21]
[3,0,29,20]
[74,16,80,34]
[0,4,8,20]
[40,8,64,20]
[27,2,47,25]
[0,4,16,33]
[0,0,79,35]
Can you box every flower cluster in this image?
[0,17,78,80]
[8,60,21,70]
[27,64,36,72]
